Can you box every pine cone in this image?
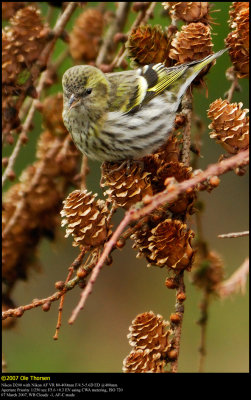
[229,2,249,31]
[2,6,49,138]
[122,349,165,373]
[192,250,224,292]
[2,181,57,285]
[2,108,80,288]
[41,94,68,136]
[61,189,112,248]
[101,162,153,210]
[132,216,195,271]
[36,131,59,162]
[208,98,249,154]
[2,29,23,88]
[127,311,170,355]
[169,22,213,77]
[9,6,50,67]
[69,9,104,63]
[142,135,181,181]
[156,161,196,215]
[20,164,62,213]
[126,25,172,68]
[2,185,30,283]
[123,311,170,373]
[225,3,249,78]
[143,144,196,215]
[164,2,210,23]
[2,28,22,137]
[2,2,27,20]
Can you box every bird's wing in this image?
[107,63,189,114]
[106,70,145,114]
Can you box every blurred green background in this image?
[2,2,249,373]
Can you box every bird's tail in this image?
[175,48,228,99]
[191,48,228,73]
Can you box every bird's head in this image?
[62,65,109,116]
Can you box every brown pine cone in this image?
[132,216,195,271]
[2,7,49,138]
[156,161,196,215]
[164,2,210,23]
[2,29,23,88]
[69,9,104,63]
[142,135,181,180]
[36,131,60,162]
[101,161,153,210]
[127,311,170,355]
[36,131,80,178]
[225,3,249,78]
[122,349,166,373]
[123,310,170,373]
[9,6,50,67]
[20,164,62,213]
[122,349,165,373]
[229,2,249,30]
[2,184,31,284]
[41,94,69,136]
[61,189,112,248]
[192,250,224,292]
[126,25,172,68]
[169,22,213,77]
[2,2,27,20]
[143,146,196,215]
[208,98,249,154]
[2,180,57,285]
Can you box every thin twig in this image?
[38,2,77,68]
[2,151,249,322]
[226,73,240,103]
[68,214,131,324]
[170,272,186,373]
[140,2,156,24]
[1,249,88,321]
[2,71,48,187]
[112,2,157,69]
[181,90,193,166]
[197,290,210,373]
[96,2,131,66]
[68,149,249,322]
[131,149,249,221]
[46,4,54,25]
[218,230,249,239]
[2,137,63,238]
[2,277,79,320]
[53,266,75,340]
[2,2,77,187]
[80,155,88,190]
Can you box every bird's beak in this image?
[68,94,80,110]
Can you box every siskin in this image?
[62,49,227,162]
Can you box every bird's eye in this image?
[85,88,92,95]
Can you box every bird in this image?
[62,48,227,162]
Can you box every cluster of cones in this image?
[62,135,199,273]
[2,5,50,142]
[123,311,171,373]
[2,94,80,319]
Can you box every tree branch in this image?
[68,149,249,322]
[218,230,249,239]
[2,2,77,187]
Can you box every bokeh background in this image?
[2,2,249,373]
